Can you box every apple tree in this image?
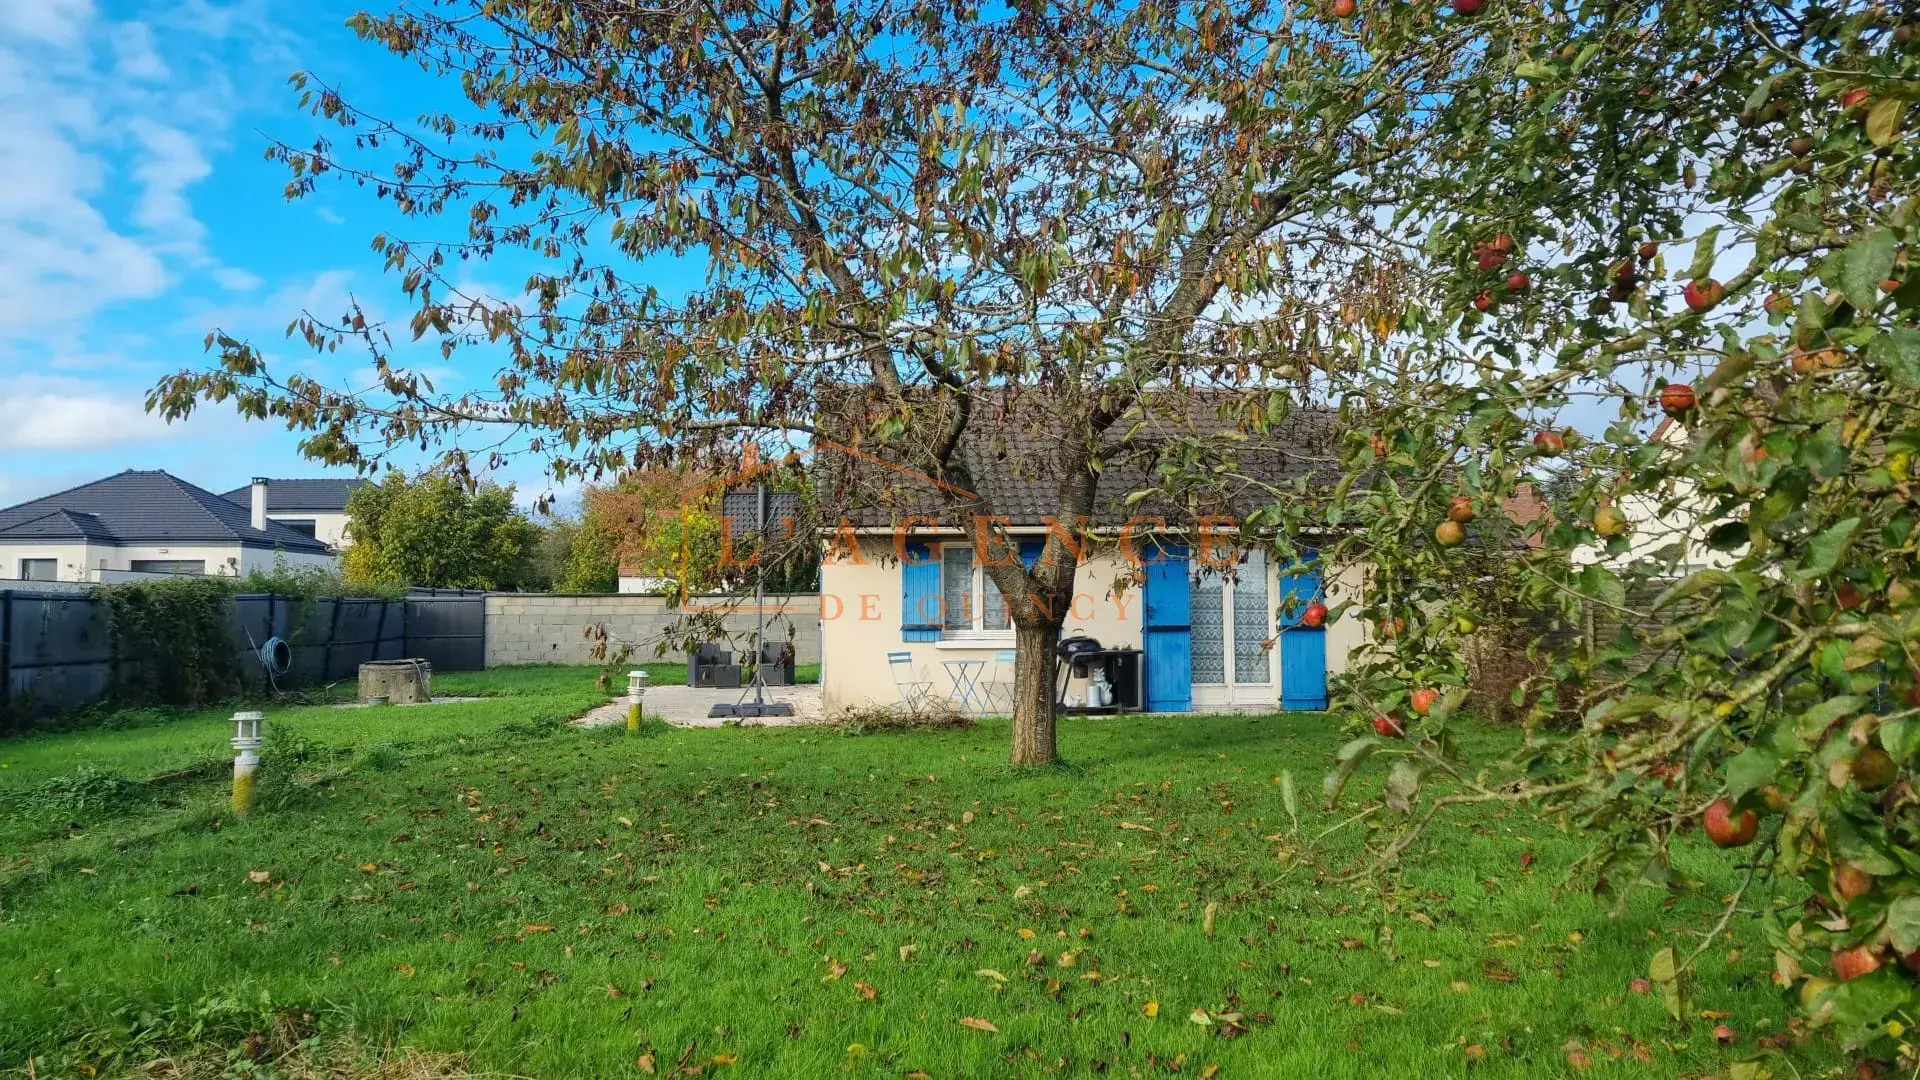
[1304,0,1920,1070]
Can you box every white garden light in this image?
[231,711,264,816]
[626,669,648,733]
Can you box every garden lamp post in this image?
[627,670,648,734]
[231,711,264,816]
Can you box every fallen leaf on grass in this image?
[1563,1041,1591,1071]
[1018,927,1036,939]
[1463,1044,1485,1061]
[1713,1024,1737,1045]
[1117,821,1156,832]
[1450,981,1470,993]
[1339,938,1366,951]
[1629,978,1652,994]
[854,981,878,1001]
[396,963,415,977]
[1420,959,1442,968]
[1199,1066,1221,1079]
[1144,1000,1160,1017]
[247,870,271,884]
[975,969,1007,982]
[1190,1008,1212,1026]
[78,867,97,876]
[958,1017,998,1033]
[523,924,555,934]
[898,944,917,961]
[711,1052,737,1065]
[636,1052,655,1074]
[823,959,847,981]
[1203,902,1217,939]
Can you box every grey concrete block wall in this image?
[483,593,820,668]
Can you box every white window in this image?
[19,558,56,581]
[130,559,207,576]
[941,544,1011,639]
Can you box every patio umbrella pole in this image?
[709,475,794,719]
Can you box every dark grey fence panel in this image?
[0,589,416,728]
[2,592,115,725]
[403,588,486,673]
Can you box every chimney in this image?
[249,478,269,531]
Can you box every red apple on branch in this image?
[1703,797,1758,848]
[1300,601,1328,628]
[1372,712,1406,738]
[1410,687,1440,716]
[1658,383,1697,416]
[1832,945,1882,982]
[1683,278,1725,313]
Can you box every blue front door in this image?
[1276,554,1328,710]
[1142,543,1192,712]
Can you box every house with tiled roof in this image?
[219,477,365,550]
[0,471,338,584]
[806,390,1368,716]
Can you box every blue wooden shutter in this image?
[1142,543,1192,712]
[1019,540,1045,568]
[901,541,941,642]
[1277,551,1327,710]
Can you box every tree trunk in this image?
[1008,620,1062,766]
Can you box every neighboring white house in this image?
[1572,417,1737,572]
[0,471,338,583]
[219,477,364,550]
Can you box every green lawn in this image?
[0,667,1825,1078]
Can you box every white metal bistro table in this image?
[942,658,989,714]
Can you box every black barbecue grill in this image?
[1053,634,1144,714]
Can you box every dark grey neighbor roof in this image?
[219,477,365,513]
[0,471,333,553]
[816,388,1343,529]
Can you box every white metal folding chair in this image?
[981,649,1018,715]
[888,651,936,711]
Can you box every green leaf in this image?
[1648,946,1687,1021]
[1797,695,1865,741]
[1703,521,1749,552]
[1842,228,1896,308]
[1881,717,1920,766]
[1689,226,1721,282]
[1324,738,1377,804]
[1796,517,1861,580]
[1723,747,1779,799]
[1889,897,1920,955]
[1868,327,1920,388]
[1865,98,1905,148]
[1513,60,1551,82]
[1828,972,1914,1049]
[1279,770,1300,834]
[1384,759,1427,813]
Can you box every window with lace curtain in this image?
[941,544,1011,639]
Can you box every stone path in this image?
[574,683,824,728]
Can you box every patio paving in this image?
[574,683,824,728]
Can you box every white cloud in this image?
[110,21,170,81]
[0,377,176,450]
[0,1,278,336]
[0,0,94,46]
[127,118,212,238]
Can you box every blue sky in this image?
[0,0,589,510]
